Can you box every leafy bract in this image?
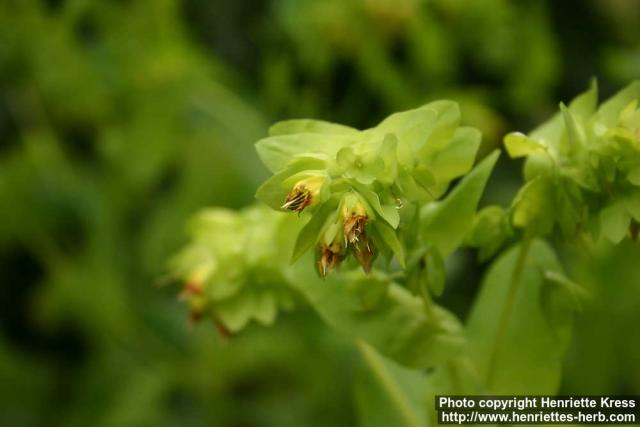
[420,150,500,257]
[269,119,360,137]
[256,133,356,173]
[255,100,484,275]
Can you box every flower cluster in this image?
[505,80,640,242]
[255,100,482,276]
[168,205,299,332]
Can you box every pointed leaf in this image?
[269,119,359,137]
[466,240,576,394]
[256,133,355,173]
[421,151,500,256]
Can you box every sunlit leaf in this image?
[421,150,500,256]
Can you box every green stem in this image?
[486,237,532,390]
[356,340,423,427]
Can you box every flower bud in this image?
[282,175,326,213]
[340,192,375,273]
[317,240,345,277]
[316,220,346,277]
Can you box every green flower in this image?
[316,218,347,277]
[282,174,328,213]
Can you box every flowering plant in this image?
[168,81,639,423]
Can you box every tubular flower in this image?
[317,239,346,277]
[340,192,374,273]
[282,175,327,213]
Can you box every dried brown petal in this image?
[180,280,204,299]
[352,235,374,273]
[343,214,368,244]
[282,186,312,213]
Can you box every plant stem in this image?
[356,340,423,427]
[486,237,532,390]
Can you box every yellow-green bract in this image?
[255,100,482,275]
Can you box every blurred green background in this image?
[1,0,639,426]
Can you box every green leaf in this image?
[256,133,355,173]
[253,292,278,325]
[291,267,465,369]
[466,205,511,261]
[420,150,500,256]
[503,132,547,158]
[372,133,400,185]
[269,119,359,137]
[355,342,428,427]
[600,201,631,244]
[624,192,640,221]
[597,80,640,127]
[627,167,640,186]
[215,290,256,332]
[425,126,481,182]
[511,175,555,235]
[372,221,405,267]
[336,145,385,185]
[373,101,460,167]
[352,183,400,229]
[542,271,589,314]
[396,167,432,201]
[290,200,338,263]
[560,103,586,148]
[466,240,576,394]
[568,78,598,118]
[425,247,446,297]
[528,80,598,149]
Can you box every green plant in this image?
[169,80,639,424]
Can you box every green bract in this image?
[168,205,299,332]
[505,80,640,242]
[256,100,482,275]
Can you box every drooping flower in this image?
[282,175,327,213]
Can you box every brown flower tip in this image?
[352,235,374,274]
[282,185,313,213]
[344,214,368,244]
[317,241,345,277]
[282,176,326,214]
[188,308,204,326]
[180,280,204,299]
[630,220,639,241]
[343,213,375,273]
[214,318,232,340]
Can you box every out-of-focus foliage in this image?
[505,81,640,242]
[1,0,640,426]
